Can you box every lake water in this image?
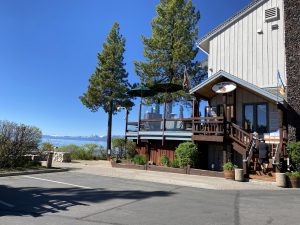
[42,137,107,148]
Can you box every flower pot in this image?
[224,170,235,180]
[287,176,300,188]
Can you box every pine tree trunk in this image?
[106,101,113,161]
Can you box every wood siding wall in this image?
[210,88,280,132]
[136,141,181,165]
[208,0,285,88]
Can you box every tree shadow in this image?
[0,185,174,217]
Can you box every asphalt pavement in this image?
[1,171,300,225]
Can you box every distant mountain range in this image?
[42,135,124,142]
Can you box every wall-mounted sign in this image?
[212,82,237,94]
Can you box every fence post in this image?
[47,152,54,168]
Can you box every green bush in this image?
[126,140,137,159]
[286,171,300,178]
[160,155,170,166]
[170,158,180,168]
[41,142,55,152]
[0,120,42,168]
[175,142,198,167]
[223,162,235,171]
[112,139,137,160]
[24,160,42,168]
[58,144,103,160]
[112,138,126,159]
[133,155,147,165]
[287,142,300,170]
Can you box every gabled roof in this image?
[189,70,285,104]
[197,0,267,53]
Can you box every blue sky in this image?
[0,0,252,136]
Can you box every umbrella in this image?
[128,85,156,98]
[150,82,183,93]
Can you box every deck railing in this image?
[192,117,224,136]
[126,117,224,136]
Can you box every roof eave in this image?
[190,71,286,104]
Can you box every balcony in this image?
[125,116,225,143]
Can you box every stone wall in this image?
[284,0,300,141]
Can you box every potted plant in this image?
[286,171,300,188]
[286,142,300,188]
[223,162,235,180]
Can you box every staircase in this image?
[229,122,284,179]
[229,123,253,158]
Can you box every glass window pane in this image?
[217,105,224,117]
[257,104,268,133]
[244,105,254,132]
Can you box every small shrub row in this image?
[56,144,106,160]
[133,155,147,165]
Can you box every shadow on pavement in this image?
[0,185,174,217]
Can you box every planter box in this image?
[235,168,244,182]
[111,161,146,170]
[286,176,300,188]
[189,168,223,178]
[276,173,287,188]
[148,165,186,174]
[224,170,235,180]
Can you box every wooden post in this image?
[192,98,195,118]
[233,90,237,123]
[125,109,129,142]
[137,100,142,144]
[222,94,227,121]
[192,98,196,133]
[222,94,228,164]
[162,101,167,146]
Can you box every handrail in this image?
[245,139,255,164]
[127,122,138,125]
[229,122,251,147]
[193,116,224,120]
[140,119,164,122]
[272,143,280,165]
[231,123,251,138]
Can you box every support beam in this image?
[137,101,142,144]
[125,109,129,142]
[233,90,237,123]
[162,101,167,146]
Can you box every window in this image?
[244,105,254,132]
[243,103,268,133]
[257,104,268,133]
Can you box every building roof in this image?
[189,70,286,104]
[197,0,267,52]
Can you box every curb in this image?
[0,168,69,177]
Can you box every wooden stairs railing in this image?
[229,122,286,175]
[229,122,255,174]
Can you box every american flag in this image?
[277,70,286,95]
[183,66,190,89]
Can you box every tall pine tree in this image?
[134,0,201,102]
[80,23,133,157]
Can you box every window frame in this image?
[243,102,269,134]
